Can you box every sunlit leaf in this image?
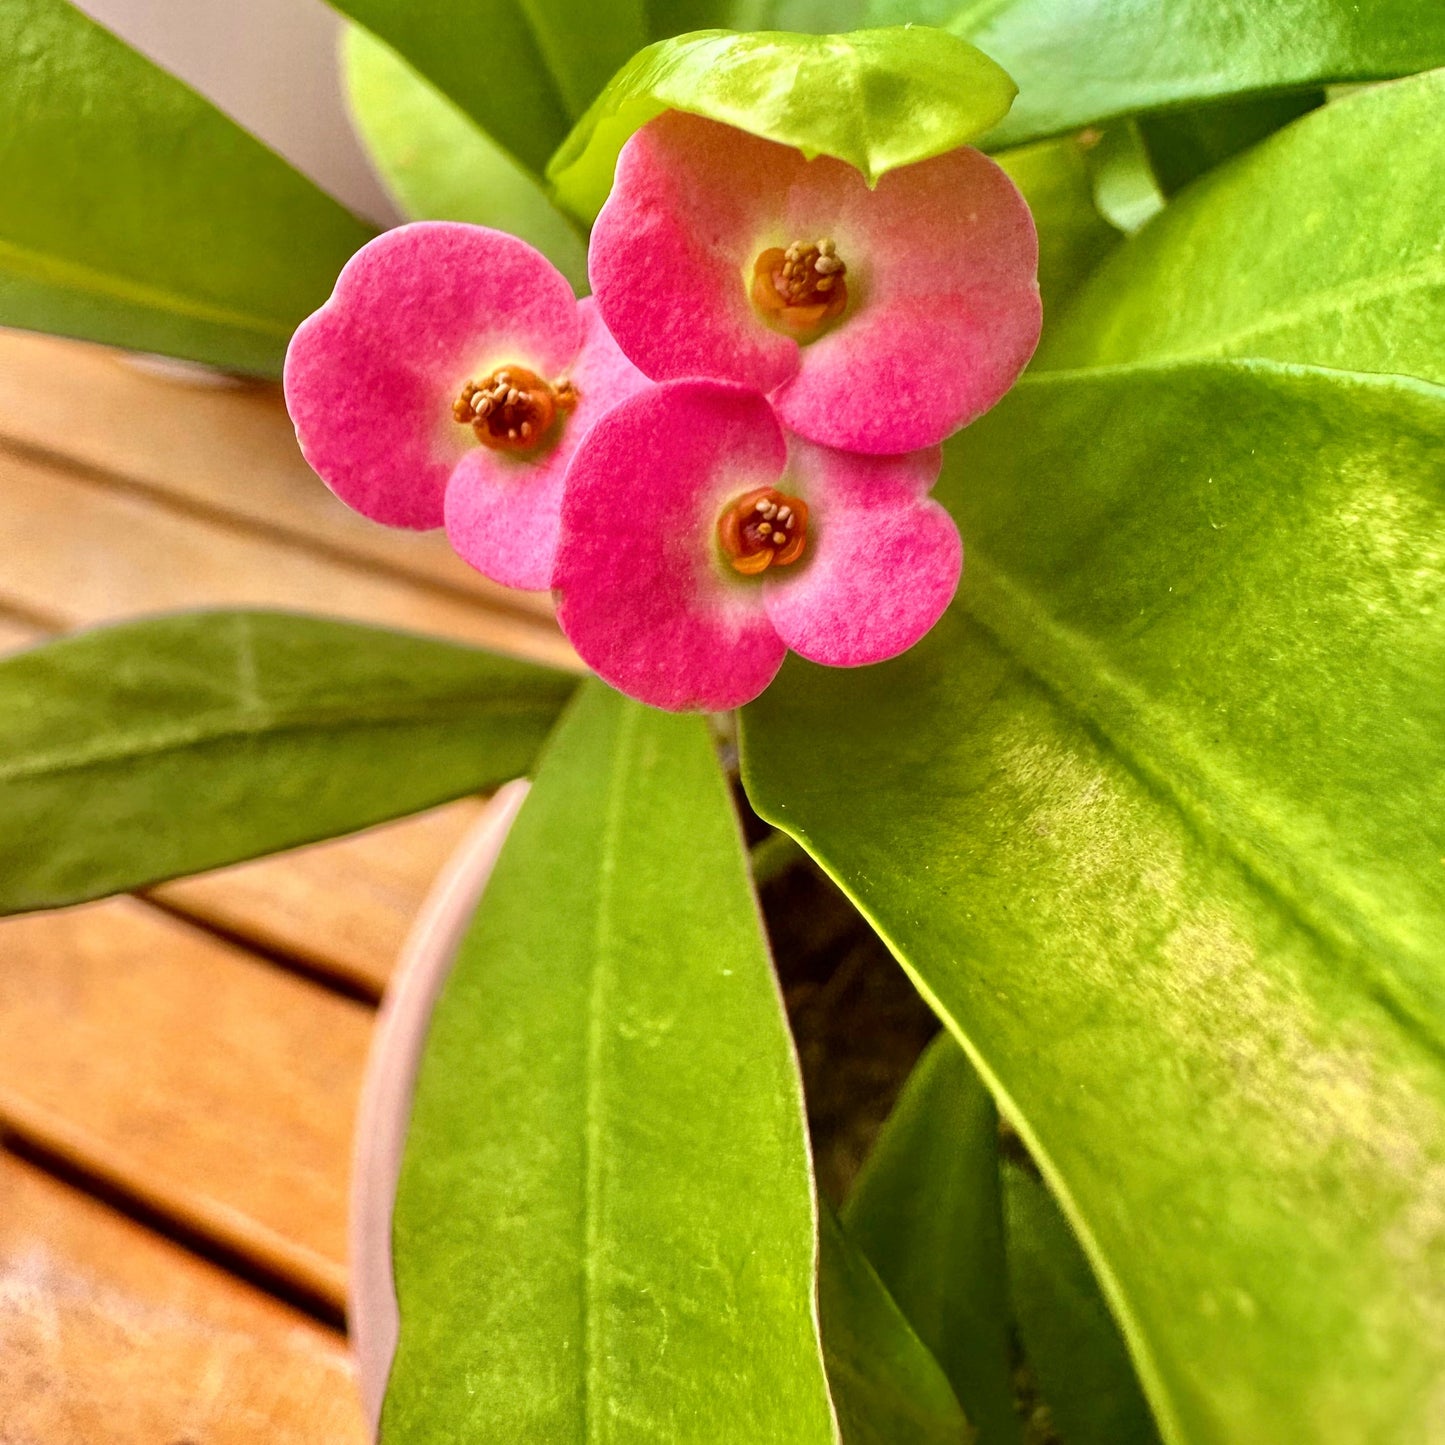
[547,26,1016,223]
[743,361,1445,1443]
[385,681,839,1442]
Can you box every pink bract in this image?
[553,381,961,712]
[589,112,1042,455]
[284,221,648,590]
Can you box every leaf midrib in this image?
[0,697,563,789]
[0,234,294,338]
[582,698,638,1443]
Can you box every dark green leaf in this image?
[743,361,1445,1443]
[820,1204,972,1445]
[547,27,1017,224]
[997,135,1117,320]
[0,611,574,913]
[385,681,838,1442]
[844,1034,1019,1445]
[1137,91,1323,197]
[0,0,373,375]
[1040,71,1445,380]
[1004,1161,1161,1445]
[329,0,647,176]
[941,0,1445,149]
[341,23,587,289]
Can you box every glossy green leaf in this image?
[843,1034,1019,1445]
[0,611,574,913]
[1137,91,1322,197]
[819,1204,972,1445]
[0,0,373,375]
[547,27,1017,224]
[1041,71,1445,380]
[1004,1161,1161,1445]
[341,23,587,290]
[939,0,1445,149]
[997,135,1117,320]
[328,0,647,177]
[385,681,838,1442]
[743,361,1445,1444]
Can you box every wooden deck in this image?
[0,329,580,1441]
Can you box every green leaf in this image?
[0,0,373,375]
[1136,91,1323,197]
[385,680,838,1442]
[329,0,648,177]
[1084,122,1163,235]
[341,23,587,290]
[742,361,1445,1444]
[1039,72,1445,382]
[997,135,1117,320]
[0,611,575,913]
[940,0,1445,149]
[1004,1161,1161,1445]
[547,27,1017,224]
[819,1204,972,1445]
[843,1034,1019,1445]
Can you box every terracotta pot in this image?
[348,781,530,1436]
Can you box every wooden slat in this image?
[0,898,369,1311]
[0,444,580,669]
[0,1149,368,1444]
[0,611,42,652]
[152,797,486,997]
[0,327,553,618]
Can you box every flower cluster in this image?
[285,112,1040,710]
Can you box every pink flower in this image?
[284,221,648,590]
[553,381,962,711]
[588,112,1041,456]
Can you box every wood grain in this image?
[0,444,580,669]
[0,329,558,1437]
[152,797,487,997]
[0,1148,368,1445]
[0,328,554,619]
[0,898,370,1312]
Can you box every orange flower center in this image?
[453,365,577,453]
[718,487,809,576]
[750,238,848,340]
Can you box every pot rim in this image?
[348,780,530,1436]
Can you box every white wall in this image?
[70,0,400,226]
